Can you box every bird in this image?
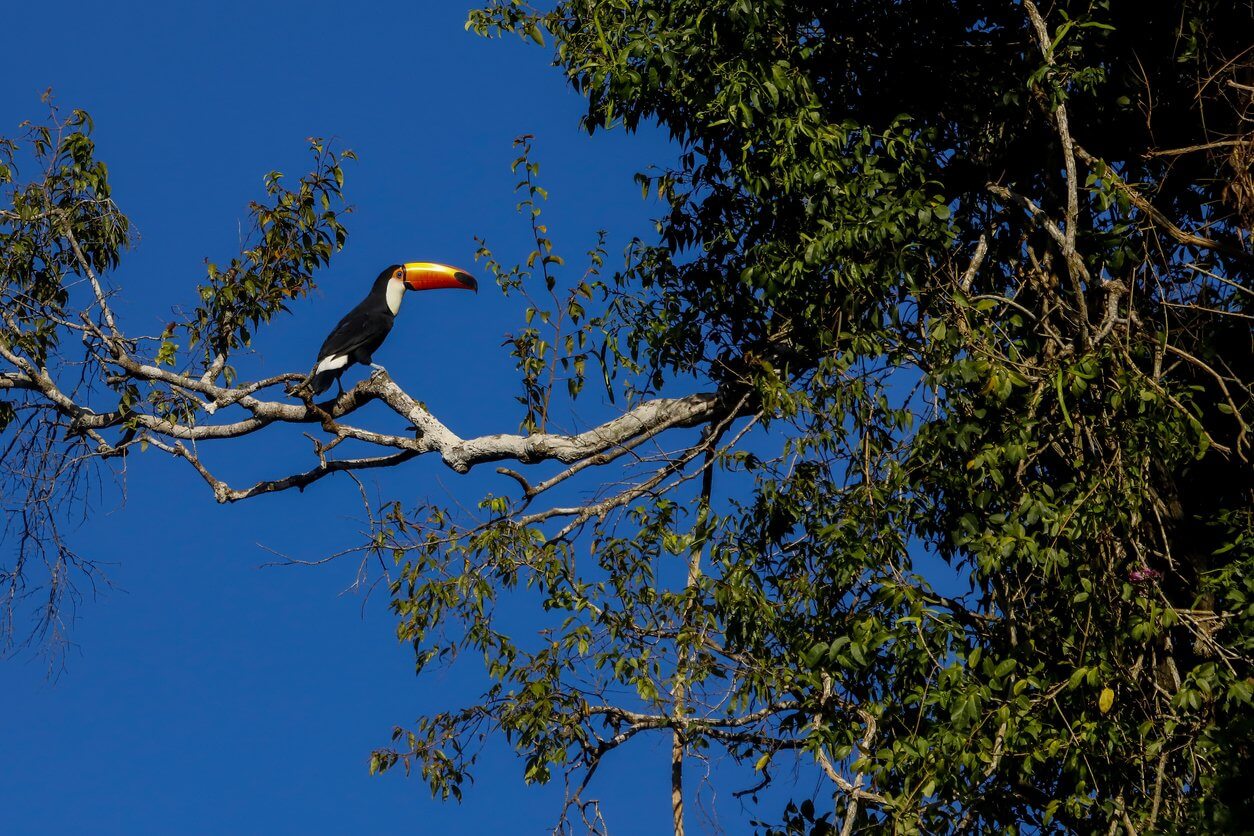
[303,262,477,397]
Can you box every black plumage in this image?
[302,261,476,398]
[307,267,399,396]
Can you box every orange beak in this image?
[402,262,478,292]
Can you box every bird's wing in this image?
[316,307,391,363]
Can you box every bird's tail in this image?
[307,367,340,397]
[288,367,337,400]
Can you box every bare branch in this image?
[61,221,124,343]
[959,234,989,294]
[839,711,880,836]
[3,336,728,503]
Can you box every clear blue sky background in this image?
[0,3,786,833]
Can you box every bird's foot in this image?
[369,363,388,376]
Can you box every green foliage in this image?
[187,138,354,376]
[3,5,1248,832]
[475,135,610,431]
[369,1,1254,832]
[0,106,130,367]
[0,103,356,655]
[0,102,137,655]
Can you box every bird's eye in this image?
[394,269,404,280]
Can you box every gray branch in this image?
[1,348,724,503]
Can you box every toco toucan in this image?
[305,262,477,397]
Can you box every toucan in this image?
[305,262,477,397]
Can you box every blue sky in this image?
[0,3,722,832]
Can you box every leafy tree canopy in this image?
[2,1,1251,833]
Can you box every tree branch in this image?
[2,341,727,503]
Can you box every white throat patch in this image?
[385,277,405,315]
